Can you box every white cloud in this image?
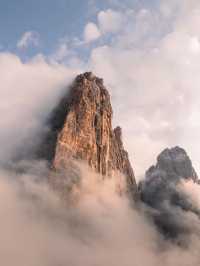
[0,158,199,266]
[0,52,80,163]
[83,9,123,44]
[17,31,40,49]
[189,37,200,54]
[84,22,101,43]
[98,9,123,34]
[83,2,200,178]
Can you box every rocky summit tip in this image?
[75,72,104,85]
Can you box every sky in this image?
[1,0,200,179]
[0,0,153,47]
[0,0,158,57]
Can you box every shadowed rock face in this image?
[38,72,137,196]
[139,146,199,241]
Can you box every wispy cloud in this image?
[51,43,70,62]
[98,9,123,34]
[17,31,40,49]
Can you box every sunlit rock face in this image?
[38,72,137,196]
[139,146,199,241]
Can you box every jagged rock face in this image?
[154,147,198,182]
[139,146,199,241]
[41,72,137,195]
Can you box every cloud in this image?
[51,43,69,62]
[97,9,123,34]
[0,166,158,266]
[0,52,80,165]
[0,159,200,266]
[17,31,40,49]
[84,22,101,43]
[80,1,200,178]
[83,9,123,44]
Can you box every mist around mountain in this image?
[139,146,200,244]
[0,72,200,266]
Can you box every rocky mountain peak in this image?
[139,146,198,207]
[146,146,198,183]
[139,146,199,240]
[39,72,137,196]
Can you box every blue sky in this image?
[0,0,160,57]
[0,1,107,52]
[0,0,89,54]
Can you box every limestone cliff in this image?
[39,72,137,195]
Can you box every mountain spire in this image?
[38,72,137,196]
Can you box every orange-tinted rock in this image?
[40,72,137,196]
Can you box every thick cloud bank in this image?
[1,162,200,266]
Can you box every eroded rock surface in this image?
[40,72,137,195]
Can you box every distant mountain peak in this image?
[139,146,199,241]
[147,146,198,183]
[140,146,198,207]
